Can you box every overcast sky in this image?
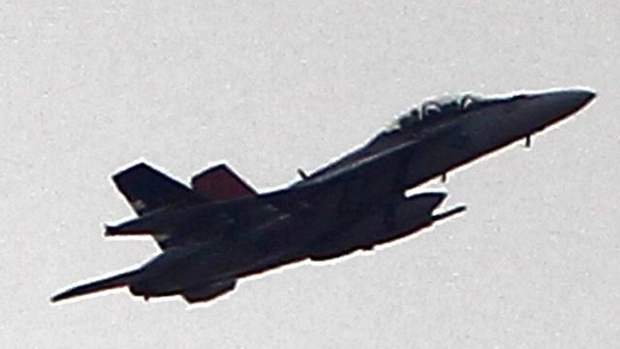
[2,1,618,348]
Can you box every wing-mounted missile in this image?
[103,213,166,237]
[103,211,204,250]
[103,194,241,248]
[103,215,216,250]
[104,224,171,244]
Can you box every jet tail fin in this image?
[113,162,205,215]
[191,164,257,202]
[51,270,138,303]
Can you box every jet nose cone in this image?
[555,88,596,112]
[539,88,596,119]
[577,89,596,104]
[516,88,596,132]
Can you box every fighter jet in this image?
[51,88,595,304]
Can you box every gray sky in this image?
[2,1,618,347]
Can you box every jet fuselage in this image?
[125,89,595,298]
[51,88,595,304]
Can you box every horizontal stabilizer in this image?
[191,164,256,202]
[51,270,138,303]
[113,162,205,215]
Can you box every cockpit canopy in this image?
[387,94,483,132]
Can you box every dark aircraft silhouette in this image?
[51,88,595,304]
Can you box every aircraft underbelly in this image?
[133,191,345,294]
[308,194,439,260]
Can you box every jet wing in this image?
[51,269,139,303]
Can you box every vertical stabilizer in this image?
[191,164,257,202]
[113,162,205,215]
